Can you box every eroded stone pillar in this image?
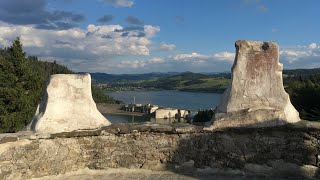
[211,40,300,129]
[28,73,110,133]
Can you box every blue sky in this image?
[0,0,319,74]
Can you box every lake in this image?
[105,90,222,123]
[107,90,222,110]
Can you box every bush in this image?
[193,110,214,122]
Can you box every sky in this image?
[0,0,319,74]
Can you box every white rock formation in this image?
[28,73,110,133]
[211,40,300,129]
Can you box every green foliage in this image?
[0,37,43,133]
[286,74,320,121]
[90,72,172,83]
[183,79,206,86]
[0,37,120,133]
[92,85,122,104]
[193,110,214,122]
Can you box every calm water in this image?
[105,90,222,123]
[105,114,147,123]
[107,90,222,110]
[105,114,189,124]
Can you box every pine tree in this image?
[0,37,43,132]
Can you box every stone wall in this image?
[1,122,320,179]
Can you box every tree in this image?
[0,37,43,132]
[193,110,214,122]
[286,74,320,121]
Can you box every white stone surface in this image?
[179,110,188,118]
[212,40,300,128]
[155,108,178,119]
[150,106,159,114]
[28,73,110,133]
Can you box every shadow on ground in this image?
[165,120,320,179]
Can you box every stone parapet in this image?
[1,121,320,179]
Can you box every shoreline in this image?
[97,103,144,116]
[105,89,225,94]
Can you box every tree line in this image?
[285,74,320,121]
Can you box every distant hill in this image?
[89,71,233,84]
[283,68,320,76]
[143,72,230,93]
[88,72,180,83]
[94,67,320,93]
[97,71,230,93]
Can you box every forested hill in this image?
[283,68,320,76]
[0,37,120,133]
[91,68,320,85]
[27,56,72,78]
[89,72,180,83]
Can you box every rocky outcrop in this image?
[28,74,110,133]
[1,122,320,179]
[212,40,300,129]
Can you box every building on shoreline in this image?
[124,103,159,114]
[155,108,190,119]
[123,103,191,121]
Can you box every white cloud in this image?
[213,52,235,61]
[280,43,320,63]
[102,0,134,7]
[141,51,234,72]
[91,50,237,73]
[280,50,310,62]
[309,43,317,49]
[144,25,160,38]
[0,21,162,73]
[116,60,145,68]
[147,57,164,63]
[160,43,176,51]
[0,22,160,58]
[173,52,209,60]
[111,43,320,73]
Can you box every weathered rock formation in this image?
[212,40,300,128]
[28,74,110,133]
[1,122,320,179]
